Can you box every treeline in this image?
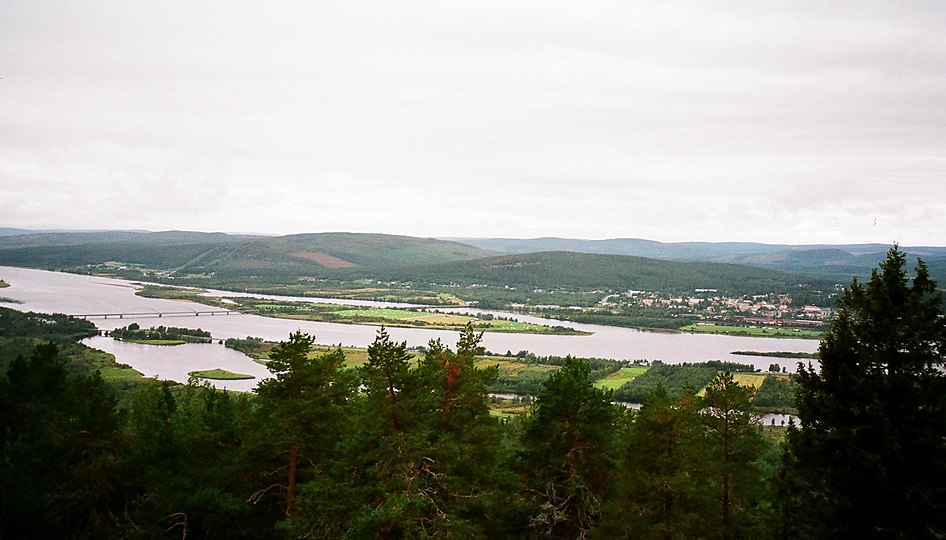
[0,325,781,539]
[110,323,212,343]
[489,351,628,395]
[553,311,689,330]
[2,246,942,539]
[224,335,266,354]
[0,307,99,369]
[611,360,767,403]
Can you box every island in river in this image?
[135,285,590,336]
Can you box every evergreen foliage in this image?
[613,362,720,402]
[5,249,943,539]
[0,342,122,538]
[111,323,212,343]
[517,358,622,538]
[251,332,358,526]
[779,247,946,538]
[599,387,710,539]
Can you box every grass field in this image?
[306,344,425,368]
[681,324,822,339]
[138,286,584,335]
[474,356,560,375]
[489,399,532,419]
[331,308,473,325]
[328,307,585,334]
[594,366,650,391]
[731,372,768,389]
[65,344,144,382]
[694,372,771,396]
[188,368,255,380]
[117,338,188,346]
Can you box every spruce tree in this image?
[779,246,946,538]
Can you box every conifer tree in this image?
[779,246,946,538]
[598,387,709,539]
[0,342,122,537]
[518,357,621,538]
[251,331,357,524]
[701,372,768,539]
[351,325,503,537]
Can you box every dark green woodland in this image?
[1,247,944,538]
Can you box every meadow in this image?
[680,323,823,339]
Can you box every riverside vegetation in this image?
[1,247,944,538]
[0,230,879,338]
[110,323,213,345]
[137,286,588,335]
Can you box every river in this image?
[0,265,819,390]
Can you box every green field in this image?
[239,299,587,335]
[65,343,144,382]
[136,286,586,335]
[594,366,650,391]
[488,397,532,419]
[697,372,768,396]
[307,344,425,368]
[188,368,255,380]
[117,338,188,346]
[283,305,586,335]
[681,324,822,339]
[475,356,560,375]
[331,307,472,324]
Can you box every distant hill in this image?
[0,231,497,278]
[0,228,35,237]
[1,229,942,294]
[0,230,246,247]
[368,251,805,294]
[447,237,946,284]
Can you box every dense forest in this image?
[1,247,944,538]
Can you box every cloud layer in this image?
[2,1,945,244]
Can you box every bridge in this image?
[76,309,239,320]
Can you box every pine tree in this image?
[351,325,503,537]
[0,342,122,537]
[700,372,768,539]
[779,246,946,538]
[598,387,709,540]
[250,331,357,524]
[518,357,621,539]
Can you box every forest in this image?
[1,247,944,538]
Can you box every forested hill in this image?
[0,230,809,293]
[358,251,803,294]
[448,236,946,283]
[5,229,939,294]
[0,231,497,276]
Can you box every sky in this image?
[2,2,945,245]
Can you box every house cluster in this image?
[600,290,835,327]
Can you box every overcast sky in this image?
[2,2,944,245]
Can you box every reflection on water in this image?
[84,336,270,392]
[2,265,821,388]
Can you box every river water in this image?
[0,266,819,391]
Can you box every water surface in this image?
[1,266,820,389]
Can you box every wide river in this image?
[0,266,819,391]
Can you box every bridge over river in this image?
[76,309,238,320]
